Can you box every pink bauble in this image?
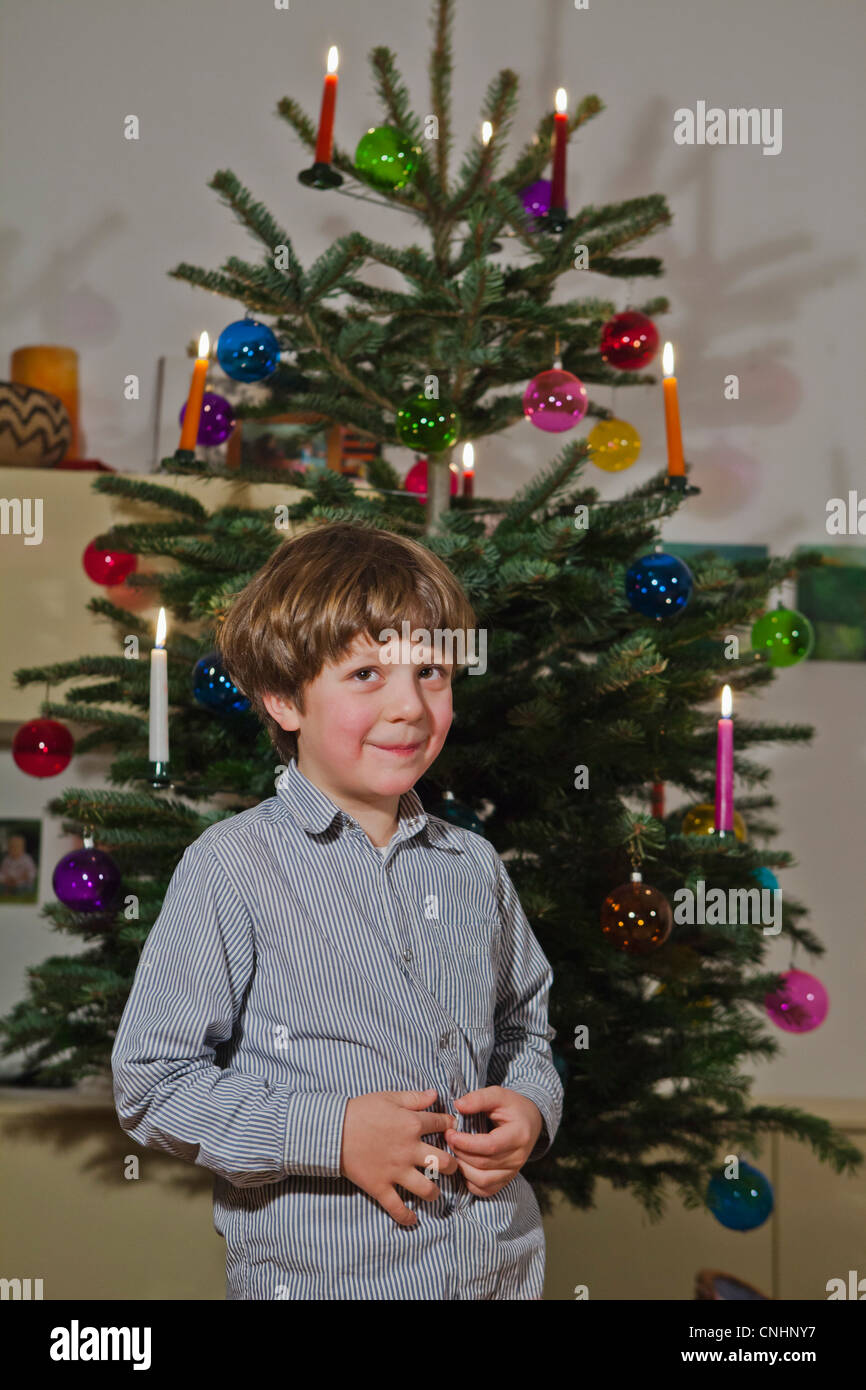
[764,970,829,1033]
[523,368,588,433]
[404,457,459,501]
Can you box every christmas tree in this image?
[2,0,859,1229]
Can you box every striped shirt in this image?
[111,755,563,1300]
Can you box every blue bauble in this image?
[751,866,780,893]
[625,551,693,619]
[216,319,280,382]
[192,652,250,714]
[706,1159,774,1231]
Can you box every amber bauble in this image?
[601,875,672,954]
[681,802,747,841]
[587,417,642,471]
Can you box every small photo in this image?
[0,820,42,906]
[796,543,866,661]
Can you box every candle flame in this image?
[462,442,475,472]
[155,607,167,648]
[327,45,338,73]
[197,330,209,359]
[555,87,567,114]
[481,120,492,146]
[662,341,674,377]
[721,684,732,717]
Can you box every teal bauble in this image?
[354,126,419,189]
[750,606,814,667]
[396,393,460,452]
[428,792,485,836]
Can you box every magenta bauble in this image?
[523,368,588,433]
[764,970,829,1033]
[404,457,459,500]
[83,540,138,586]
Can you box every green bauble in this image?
[354,126,418,189]
[396,393,461,452]
[750,606,814,667]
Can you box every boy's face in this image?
[262,632,454,803]
[7,836,25,856]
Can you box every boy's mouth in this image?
[369,741,424,756]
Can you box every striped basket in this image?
[0,380,72,467]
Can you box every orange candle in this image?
[178,331,209,451]
[662,341,685,476]
[11,345,79,460]
[314,47,339,163]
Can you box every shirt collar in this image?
[276,756,464,852]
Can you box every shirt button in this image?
[402,949,412,963]
[439,1032,450,1048]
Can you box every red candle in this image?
[650,781,665,819]
[662,341,685,477]
[551,88,568,208]
[714,684,734,832]
[462,442,474,498]
[314,46,339,163]
[178,331,209,452]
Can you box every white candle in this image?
[149,607,169,762]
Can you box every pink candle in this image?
[714,684,734,832]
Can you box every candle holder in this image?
[541,206,569,234]
[148,759,172,789]
[159,448,199,472]
[298,162,344,189]
[663,471,701,497]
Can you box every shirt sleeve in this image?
[110,835,350,1188]
[487,850,564,1163]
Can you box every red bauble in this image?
[12,718,74,777]
[600,312,659,371]
[404,457,459,501]
[82,540,138,586]
[601,873,672,954]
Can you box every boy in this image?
[111,521,563,1300]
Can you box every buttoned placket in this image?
[337,812,469,1219]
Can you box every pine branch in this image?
[429,0,455,190]
[89,475,209,523]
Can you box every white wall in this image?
[1,0,864,1095]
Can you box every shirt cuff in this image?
[284,1092,351,1177]
[505,1083,558,1163]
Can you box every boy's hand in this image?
[444,1087,544,1198]
[339,1087,459,1227]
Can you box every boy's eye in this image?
[351,665,450,682]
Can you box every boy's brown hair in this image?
[216,520,478,764]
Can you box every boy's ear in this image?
[262,692,300,731]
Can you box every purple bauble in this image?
[53,847,121,913]
[179,392,236,447]
[523,368,588,433]
[520,179,566,220]
[765,970,829,1033]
